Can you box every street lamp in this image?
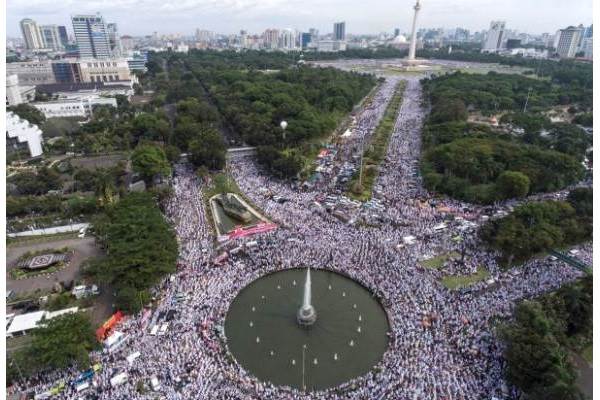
[280,120,288,141]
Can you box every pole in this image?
[8,353,25,385]
[523,87,532,113]
[302,344,306,391]
[358,140,364,188]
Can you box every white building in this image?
[7,60,56,85]
[77,59,132,83]
[6,74,36,106]
[32,95,117,118]
[317,40,347,52]
[20,18,46,50]
[279,29,297,50]
[483,21,506,52]
[556,26,584,58]
[6,111,44,158]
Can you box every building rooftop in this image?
[36,81,131,94]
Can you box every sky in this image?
[6,0,593,37]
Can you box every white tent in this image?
[6,307,79,337]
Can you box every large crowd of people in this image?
[15,72,591,400]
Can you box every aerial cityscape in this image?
[4,0,594,399]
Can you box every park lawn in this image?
[420,251,460,269]
[581,344,592,365]
[441,266,490,290]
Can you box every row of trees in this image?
[421,71,589,114]
[501,275,592,400]
[7,194,99,219]
[480,188,592,264]
[85,192,178,313]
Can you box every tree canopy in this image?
[188,127,227,170]
[87,192,178,313]
[480,192,592,264]
[131,144,172,184]
[501,276,591,400]
[8,103,46,126]
[10,312,98,380]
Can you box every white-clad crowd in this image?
[13,74,590,400]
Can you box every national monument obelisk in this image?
[406,0,421,64]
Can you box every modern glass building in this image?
[71,13,112,58]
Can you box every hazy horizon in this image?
[6,0,593,38]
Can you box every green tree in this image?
[87,192,178,313]
[131,113,171,143]
[131,144,172,184]
[567,187,593,218]
[495,170,530,200]
[8,103,46,126]
[188,128,226,170]
[501,301,582,400]
[18,313,98,374]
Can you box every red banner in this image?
[96,311,124,341]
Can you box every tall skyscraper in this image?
[334,22,346,41]
[483,21,506,52]
[556,26,583,58]
[20,18,46,50]
[301,32,313,49]
[58,26,69,47]
[71,13,112,58]
[279,29,296,49]
[107,23,120,54]
[263,29,280,49]
[40,25,64,51]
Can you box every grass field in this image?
[441,267,490,290]
[420,251,460,269]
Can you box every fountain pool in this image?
[224,268,390,391]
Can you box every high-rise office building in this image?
[584,24,593,38]
[20,18,46,50]
[58,26,69,47]
[334,22,346,41]
[556,26,583,58]
[482,21,505,52]
[107,23,121,55]
[40,25,64,51]
[263,29,280,49]
[279,29,296,49]
[309,28,319,40]
[71,13,112,58]
[301,32,312,49]
[394,28,401,37]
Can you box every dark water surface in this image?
[224,268,390,391]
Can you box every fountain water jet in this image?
[297,268,317,326]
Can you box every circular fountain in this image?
[297,268,317,326]
[224,268,390,391]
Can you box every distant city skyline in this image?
[7,0,593,37]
